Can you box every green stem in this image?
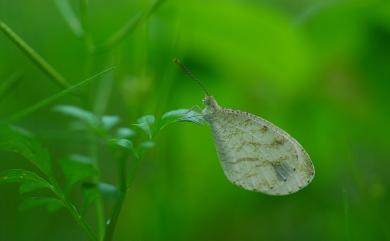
[100,0,167,51]
[89,133,105,240]
[2,67,115,124]
[55,0,84,37]
[103,192,126,241]
[103,153,134,241]
[0,20,70,89]
[0,71,24,102]
[51,189,98,241]
[80,0,95,53]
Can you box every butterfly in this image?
[174,58,315,195]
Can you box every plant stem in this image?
[103,153,133,241]
[0,20,70,89]
[89,133,106,240]
[55,0,84,37]
[52,189,98,241]
[2,67,115,124]
[80,0,95,53]
[100,0,167,51]
[0,71,24,102]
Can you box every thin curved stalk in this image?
[0,20,70,89]
[2,67,115,124]
[99,0,167,52]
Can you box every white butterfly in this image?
[175,59,315,195]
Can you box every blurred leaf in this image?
[136,141,155,159]
[115,127,136,139]
[54,105,98,127]
[19,197,64,212]
[109,138,138,159]
[101,115,120,130]
[139,141,155,150]
[54,0,84,37]
[19,181,50,194]
[0,126,53,178]
[0,169,49,185]
[82,182,120,201]
[60,154,97,190]
[0,169,53,194]
[81,183,99,216]
[109,138,134,150]
[97,182,120,200]
[133,115,155,139]
[160,109,205,130]
[81,181,119,215]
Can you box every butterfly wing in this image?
[204,108,315,195]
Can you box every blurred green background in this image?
[1,0,390,240]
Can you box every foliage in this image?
[0,105,204,241]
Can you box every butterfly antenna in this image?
[173,58,210,96]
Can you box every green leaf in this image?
[160,109,205,130]
[54,105,98,127]
[19,197,64,212]
[0,169,48,184]
[97,182,120,200]
[81,181,119,215]
[109,138,133,150]
[101,115,120,130]
[81,183,99,215]
[0,126,53,178]
[0,169,53,194]
[133,115,155,139]
[60,154,97,190]
[139,141,155,150]
[82,182,120,201]
[19,181,50,194]
[109,138,138,159]
[115,127,136,139]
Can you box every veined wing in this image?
[204,108,315,195]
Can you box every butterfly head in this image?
[202,96,220,114]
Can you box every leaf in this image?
[101,115,120,130]
[54,105,98,127]
[19,197,64,212]
[138,141,155,151]
[115,127,136,139]
[160,109,205,130]
[19,181,50,194]
[97,182,120,200]
[136,141,155,159]
[0,126,53,178]
[109,138,134,150]
[0,169,48,184]
[0,169,53,194]
[81,181,119,215]
[81,183,99,215]
[133,115,155,139]
[109,138,138,159]
[82,182,120,201]
[60,154,97,190]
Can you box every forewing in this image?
[204,109,314,195]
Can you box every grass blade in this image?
[0,20,70,89]
[100,0,167,51]
[55,0,84,37]
[0,72,24,101]
[2,67,115,124]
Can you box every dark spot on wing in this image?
[272,161,292,182]
[271,137,285,146]
[260,125,269,133]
